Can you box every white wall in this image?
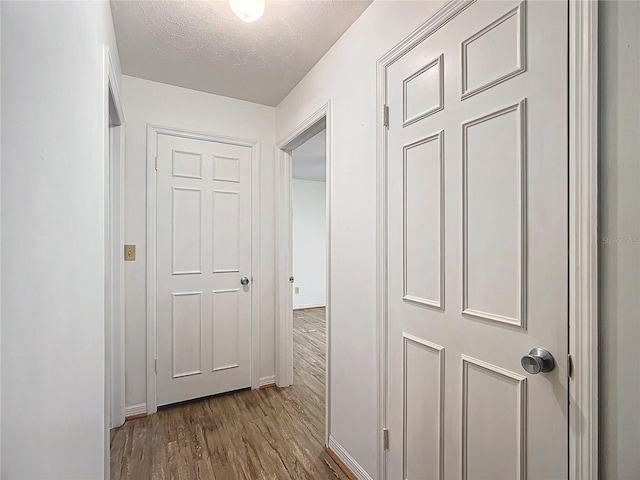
[1,1,121,478]
[276,1,445,476]
[599,2,640,478]
[292,179,326,309]
[121,75,277,409]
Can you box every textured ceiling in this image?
[111,1,372,106]
[293,129,326,182]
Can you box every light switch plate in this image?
[295,287,300,294]
[124,244,136,261]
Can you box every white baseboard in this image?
[328,435,373,480]
[125,403,147,417]
[259,375,276,387]
[293,304,326,310]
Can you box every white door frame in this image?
[375,1,598,479]
[275,101,332,446]
[103,45,124,478]
[108,123,126,431]
[145,125,262,414]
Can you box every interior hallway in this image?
[110,307,342,479]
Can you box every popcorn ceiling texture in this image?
[111,1,372,106]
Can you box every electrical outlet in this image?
[295,287,300,294]
[124,244,136,261]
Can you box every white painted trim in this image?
[293,304,326,310]
[568,1,598,478]
[274,146,294,388]
[105,44,125,433]
[124,403,147,418]
[328,435,374,480]
[115,122,126,428]
[109,124,126,431]
[259,375,276,387]
[145,125,262,414]
[107,51,124,126]
[103,45,124,480]
[375,1,598,479]
[275,101,332,447]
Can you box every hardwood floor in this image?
[110,307,346,480]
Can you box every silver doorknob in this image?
[240,276,249,286]
[521,347,555,374]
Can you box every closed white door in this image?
[156,134,252,406]
[387,1,568,478]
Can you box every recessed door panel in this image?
[403,334,444,480]
[172,150,202,179]
[172,187,202,275]
[462,4,526,98]
[404,132,444,308]
[213,155,240,183]
[403,55,444,126]
[462,356,527,480]
[212,289,240,372]
[463,102,526,327]
[213,191,240,273]
[171,292,202,378]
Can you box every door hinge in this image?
[383,428,389,450]
[383,104,390,128]
[154,358,158,374]
[567,354,573,379]
[155,156,158,171]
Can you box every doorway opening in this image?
[291,127,328,444]
[275,102,332,446]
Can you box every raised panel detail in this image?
[172,150,202,179]
[403,54,444,126]
[213,155,240,183]
[462,101,526,326]
[462,3,526,99]
[172,187,202,275]
[403,334,444,480]
[212,289,240,372]
[172,292,202,378]
[404,131,444,309]
[212,191,240,273]
[462,355,527,480]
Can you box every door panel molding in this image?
[402,333,445,480]
[461,355,527,480]
[376,1,598,479]
[460,2,527,100]
[461,100,527,328]
[146,124,261,414]
[402,131,445,310]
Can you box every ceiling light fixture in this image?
[229,0,265,23]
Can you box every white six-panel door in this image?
[386,1,568,478]
[156,134,252,406]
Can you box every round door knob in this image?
[521,347,555,374]
[240,276,249,286]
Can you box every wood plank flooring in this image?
[110,307,346,480]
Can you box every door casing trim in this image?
[274,100,332,447]
[145,124,262,414]
[375,1,598,479]
[103,44,125,480]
